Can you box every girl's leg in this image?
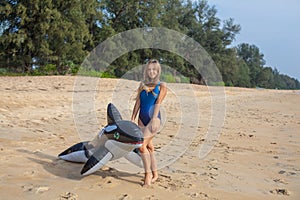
[148,140,158,183]
[139,126,153,186]
[138,119,159,185]
[140,139,152,186]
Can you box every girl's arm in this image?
[131,92,141,122]
[152,82,167,119]
[150,82,167,132]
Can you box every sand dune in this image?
[0,76,299,200]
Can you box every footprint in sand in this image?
[142,195,158,200]
[118,194,131,200]
[273,178,288,184]
[185,192,215,199]
[96,177,120,189]
[22,184,50,194]
[36,186,50,194]
[270,188,290,196]
[59,192,78,200]
[156,174,193,191]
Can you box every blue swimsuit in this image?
[139,82,161,126]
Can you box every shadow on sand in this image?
[17,149,142,185]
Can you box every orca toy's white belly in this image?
[105,140,142,160]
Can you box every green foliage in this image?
[180,76,190,83]
[39,64,57,75]
[0,0,299,89]
[236,44,300,89]
[161,67,190,83]
[236,60,251,87]
[101,71,116,78]
[78,69,102,77]
[0,68,7,75]
[161,73,176,83]
[236,43,265,87]
[64,61,80,75]
[209,81,225,86]
[0,0,94,72]
[76,68,116,78]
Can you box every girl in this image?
[131,59,167,186]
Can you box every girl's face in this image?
[147,64,158,80]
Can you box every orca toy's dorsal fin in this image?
[107,103,122,125]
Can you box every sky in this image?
[207,0,300,80]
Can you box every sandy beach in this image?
[0,76,299,200]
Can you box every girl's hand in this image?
[150,117,160,133]
[131,118,136,124]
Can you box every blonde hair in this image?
[138,59,161,95]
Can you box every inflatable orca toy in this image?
[58,103,143,176]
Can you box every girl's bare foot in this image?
[151,171,158,183]
[143,173,152,187]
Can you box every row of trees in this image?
[1,0,299,89]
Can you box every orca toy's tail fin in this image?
[107,103,123,125]
[58,142,91,163]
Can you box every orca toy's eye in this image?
[114,132,120,140]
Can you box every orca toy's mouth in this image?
[112,139,143,145]
[125,141,143,145]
